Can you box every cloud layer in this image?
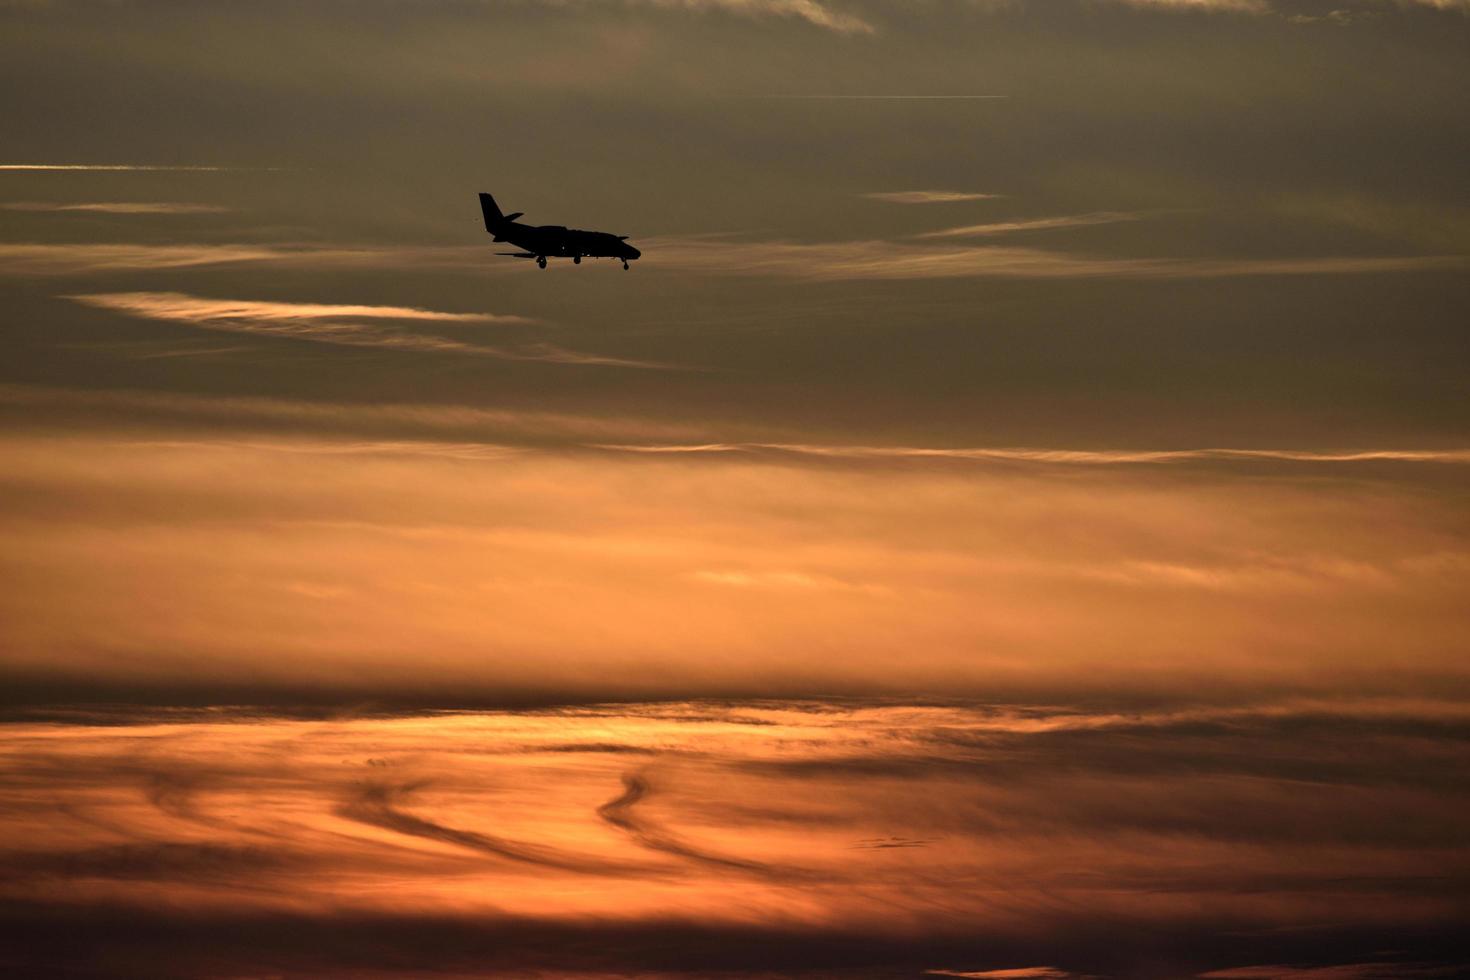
[2,699,1466,977]
[1,424,1466,704]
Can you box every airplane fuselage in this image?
[496,221,640,262]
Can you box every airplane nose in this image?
[625,245,641,260]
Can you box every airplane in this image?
[478,192,641,270]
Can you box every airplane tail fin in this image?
[478,192,504,233]
[478,192,525,235]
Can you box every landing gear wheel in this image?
[622,261,630,270]
[537,256,547,269]
[573,255,581,265]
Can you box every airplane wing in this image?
[496,252,538,258]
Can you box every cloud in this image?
[0,242,483,276]
[721,0,1470,22]
[637,0,874,33]
[594,442,1470,465]
[72,293,534,326]
[3,700,1468,977]
[0,243,284,275]
[0,241,612,277]
[10,238,1459,285]
[2,428,1467,706]
[0,0,873,33]
[915,211,1147,238]
[927,969,1076,979]
[863,191,1006,204]
[0,383,710,445]
[4,842,302,881]
[762,94,1008,99]
[0,164,260,171]
[1105,0,1271,12]
[67,292,670,369]
[643,237,1468,281]
[1105,0,1468,15]
[595,771,809,876]
[691,568,891,596]
[1285,8,1375,24]
[338,778,648,874]
[503,0,874,32]
[0,201,230,214]
[1199,964,1462,979]
[8,385,1468,467]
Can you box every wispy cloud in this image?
[0,0,871,32]
[0,383,709,444]
[761,93,1008,99]
[0,164,277,171]
[71,294,535,326]
[1,201,230,214]
[623,0,873,33]
[0,243,283,275]
[928,969,1077,980]
[645,237,1468,281]
[7,384,1465,467]
[594,442,1470,465]
[1109,0,1466,15]
[692,568,886,594]
[67,292,669,369]
[0,241,544,276]
[98,343,259,361]
[863,190,1006,204]
[1106,0,1271,12]
[1198,964,1461,979]
[915,211,1147,238]
[16,237,1448,284]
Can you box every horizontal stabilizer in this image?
[496,251,538,258]
[504,212,524,222]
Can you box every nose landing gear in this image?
[536,256,547,269]
[622,260,630,270]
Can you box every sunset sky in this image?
[2,1,1468,977]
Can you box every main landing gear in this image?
[573,255,581,265]
[536,256,547,269]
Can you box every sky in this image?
[1,1,1468,977]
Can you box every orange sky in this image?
[3,429,1467,704]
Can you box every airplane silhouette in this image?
[479,192,642,270]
